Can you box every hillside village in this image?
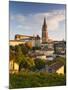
[9,2,66,88]
[9,18,66,75]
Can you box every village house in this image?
[28,52,46,60]
[48,62,64,75]
[9,60,19,73]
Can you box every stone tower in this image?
[42,18,48,43]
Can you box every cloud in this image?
[47,10,65,30]
[10,9,65,40]
[31,9,65,31]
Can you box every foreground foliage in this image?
[9,72,66,89]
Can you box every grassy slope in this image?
[9,72,66,89]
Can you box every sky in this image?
[9,1,66,41]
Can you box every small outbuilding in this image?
[9,60,19,73]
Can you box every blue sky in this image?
[9,1,66,40]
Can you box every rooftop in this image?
[49,61,64,71]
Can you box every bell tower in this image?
[42,17,48,43]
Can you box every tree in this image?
[10,46,15,61]
[19,44,29,55]
[10,45,15,51]
[26,57,35,70]
[34,59,45,70]
[15,45,24,64]
[19,58,28,71]
[10,49,15,61]
[10,46,15,71]
[32,46,41,50]
[19,57,35,71]
[14,45,27,71]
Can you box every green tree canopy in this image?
[19,44,29,55]
[19,57,35,71]
[15,45,24,64]
[34,59,45,70]
[10,49,15,61]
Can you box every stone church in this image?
[42,18,52,44]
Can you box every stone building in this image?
[54,41,66,55]
[42,18,53,44]
[9,60,19,73]
[48,62,64,75]
[15,34,33,40]
[35,35,41,47]
[10,34,41,48]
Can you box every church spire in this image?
[43,17,47,28]
[42,17,48,43]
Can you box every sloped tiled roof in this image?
[49,61,64,71]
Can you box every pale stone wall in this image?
[9,60,14,71]
[44,50,54,56]
[15,34,33,40]
[14,63,19,71]
[9,40,25,46]
[9,60,19,71]
[35,39,41,47]
[56,66,64,75]
[10,39,37,47]
[36,55,46,60]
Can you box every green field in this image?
[9,72,66,89]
